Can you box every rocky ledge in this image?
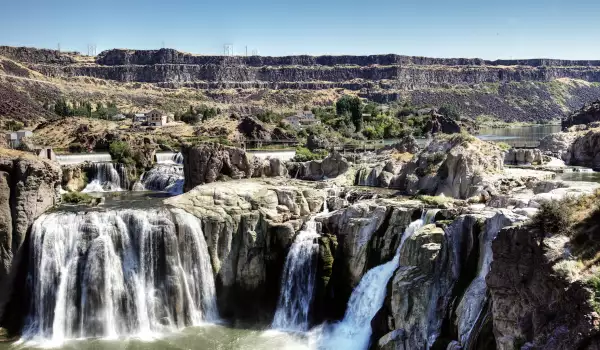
[0,149,61,332]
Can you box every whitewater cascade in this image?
[23,208,218,343]
[155,152,184,165]
[272,219,320,332]
[317,210,437,350]
[139,164,184,194]
[56,153,112,166]
[82,162,129,192]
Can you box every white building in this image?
[6,130,33,148]
[283,111,320,128]
[134,113,147,123]
[146,109,168,126]
[111,113,127,121]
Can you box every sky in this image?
[1,0,599,59]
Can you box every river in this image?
[2,326,309,350]
[477,124,561,145]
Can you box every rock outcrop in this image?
[424,112,462,135]
[374,210,524,350]
[0,150,61,331]
[182,143,253,191]
[166,178,325,323]
[487,224,600,350]
[288,151,351,181]
[539,132,578,162]
[504,148,545,165]
[562,99,600,130]
[568,129,600,170]
[356,134,504,200]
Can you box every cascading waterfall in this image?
[272,219,320,332]
[138,164,184,194]
[155,152,184,165]
[317,210,437,350]
[23,208,218,344]
[82,162,129,192]
[272,194,330,331]
[56,153,112,166]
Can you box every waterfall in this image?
[272,219,320,332]
[23,208,218,344]
[317,210,436,350]
[56,153,113,166]
[155,152,184,165]
[139,164,184,194]
[82,163,129,192]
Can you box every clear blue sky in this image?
[1,0,599,59]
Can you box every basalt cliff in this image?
[2,46,600,122]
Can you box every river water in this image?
[2,326,309,350]
[477,125,561,144]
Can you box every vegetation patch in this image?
[61,192,100,206]
[293,147,328,162]
[415,195,453,207]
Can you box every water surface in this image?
[2,326,309,350]
[477,125,561,144]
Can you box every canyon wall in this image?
[0,150,61,333]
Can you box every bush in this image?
[293,147,328,162]
[531,199,573,236]
[69,143,85,153]
[181,114,200,124]
[439,105,461,121]
[108,141,132,163]
[62,192,100,205]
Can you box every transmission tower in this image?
[223,44,234,56]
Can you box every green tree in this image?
[336,95,363,131]
[108,141,132,163]
[54,99,72,117]
[439,105,461,121]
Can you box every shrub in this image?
[108,141,132,163]
[496,142,511,151]
[439,105,461,121]
[293,147,328,162]
[531,199,573,236]
[62,192,99,205]
[552,259,582,282]
[181,114,200,124]
[69,143,85,153]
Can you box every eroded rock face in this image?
[0,151,61,331]
[424,112,461,135]
[539,132,578,162]
[562,99,600,130]
[487,225,600,350]
[289,151,350,181]
[504,148,545,165]
[357,135,503,200]
[182,143,253,191]
[166,179,325,323]
[371,210,526,350]
[569,130,600,169]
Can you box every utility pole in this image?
[245,46,248,57]
[57,43,61,52]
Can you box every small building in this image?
[33,147,56,161]
[5,130,33,148]
[146,109,168,127]
[283,111,320,128]
[134,113,147,123]
[111,113,127,121]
